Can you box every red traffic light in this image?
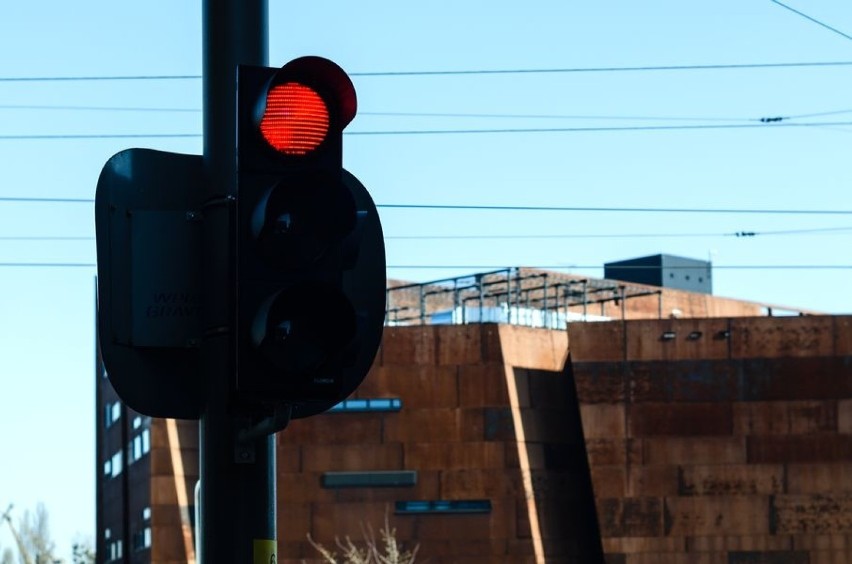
[252,57,356,159]
[260,82,330,155]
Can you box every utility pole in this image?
[199,1,275,563]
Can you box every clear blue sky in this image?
[1,0,851,557]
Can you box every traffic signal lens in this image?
[252,282,358,377]
[260,82,329,155]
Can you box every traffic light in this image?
[236,56,386,419]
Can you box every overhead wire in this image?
[3,196,852,216]
[0,262,96,268]
[2,226,852,244]
[3,120,852,141]
[0,104,200,113]
[769,0,852,42]
[346,121,852,136]
[0,262,850,270]
[0,236,94,241]
[2,60,852,82]
[385,264,852,270]
[385,226,852,240]
[0,133,200,140]
[377,203,852,215]
[351,61,852,76]
[0,58,849,273]
[5,105,852,125]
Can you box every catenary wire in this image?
[352,61,852,76]
[770,0,852,42]
[385,226,852,240]
[346,121,852,135]
[0,236,94,241]
[0,262,97,268]
[0,104,200,113]
[0,133,200,140]
[385,264,852,270]
[4,120,852,141]
[3,61,852,82]
[3,226,852,243]
[378,204,852,215]
[362,111,753,122]
[3,196,852,216]
[5,104,852,124]
[0,105,750,122]
[0,262,851,270]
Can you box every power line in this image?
[747,226,852,236]
[0,75,200,82]
[788,108,852,119]
[0,262,95,268]
[0,196,94,203]
[0,104,200,113]
[361,111,753,122]
[0,133,200,140]
[0,236,94,241]
[0,105,751,122]
[770,0,852,42]
[378,204,852,215]
[385,226,852,240]
[4,120,852,141]
[5,104,852,124]
[3,61,852,83]
[1,226,850,243]
[0,262,849,271]
[2,196,852,216]
[355,61,852,76]
[386,264,852,270]
[347,121,852,136]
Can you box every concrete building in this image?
[96,268,851,563]
[96,350,199,563]
[604,254,713,295]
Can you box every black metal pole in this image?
[200,2,273,564]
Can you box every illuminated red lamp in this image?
[260,82,330,155]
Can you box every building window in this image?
[133,527,152,551]
[104,528,111,540]
[128,436,140,465]
[110,451,123,478]
[132,416,142,429]
[108,539,123,562]
[103,460,111,477]
[142,507,151,521]
[104,402,122,428]
[322,471,417,489]
[128,429,151,465]
[395,500,492,515]
[328,398,402,413]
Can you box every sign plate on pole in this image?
[95,148,206,419]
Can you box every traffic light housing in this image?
[236,57,385,419]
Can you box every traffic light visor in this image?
[260,82,329,155]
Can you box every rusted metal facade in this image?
[571,315,852,563]
[97,270,847,563]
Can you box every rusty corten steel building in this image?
[96,269,852,563]
[570,315,852,563]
